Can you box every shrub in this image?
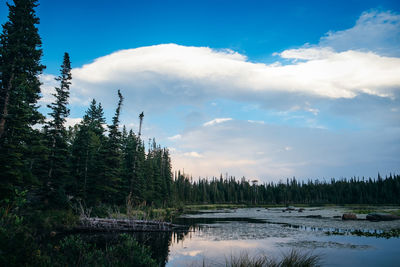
[49,234,157,267]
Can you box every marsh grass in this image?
[193,250,321,267]
[226,250,320,267]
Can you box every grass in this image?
[107,207,179,221]
[202,250,322,267]
[350,209,376,214]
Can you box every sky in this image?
[1,0,400,182]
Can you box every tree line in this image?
[172,173,400,205]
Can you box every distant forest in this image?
[1,0,399,209]
[174,173,400,205]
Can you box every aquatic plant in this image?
[224,250,321,267]
[325,228,400,239]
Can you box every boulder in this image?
[342,213,357,220]
[298,208,305,212]
[366,213,400,222]
[305,215,322,219]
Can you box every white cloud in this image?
[39,74,57,105]
[65,117,82,128]
[203,118,233,126]
[183,151,204,158]
[44,34,399,115]
[248,120,265,124]
[35,117,82,130]
[40,11,400,114]
[320,10,400,56]
[280,47,335,61]
[168,134,182,141]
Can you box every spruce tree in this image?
[44,52,72,206]
[162,148,173,203]
[0,0,45,199]
[71,99,106,203]
[96,90,124,204]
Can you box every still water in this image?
[128,207,400,266]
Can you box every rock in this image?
[298,208,305,212]
[333,215,341,218]
[305,215,322,219]
[342,213,357,220]
[366,213,400,222]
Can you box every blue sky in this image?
[1,0,400,181]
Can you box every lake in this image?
[140,207,400,266]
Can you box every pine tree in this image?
[0,0,45,199]
[96,90,124,204]
[132,138,146,204]
[161,148,173,205]
[71,99,106,203]
[44,53,72,206]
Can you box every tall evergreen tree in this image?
[71,99,106,203]
[96,90,124,204]
[130,138,146,204]
[0,0,45,199]
[44,52,72,205]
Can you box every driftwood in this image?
[76,217,188,232]
[366,213,400,222]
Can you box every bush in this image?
[0,190,41,266]
[49,234,157,267]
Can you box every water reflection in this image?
[165,207,400,266]
[73,208,400,266]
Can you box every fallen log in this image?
[366,213,400,222]
[76,217,189,232]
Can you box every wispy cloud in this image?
[203,118,233,126]
[320,10,400,56]
[168,134,182,141]
[183,151,204,158]
[248,120,265,124]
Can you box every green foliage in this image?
[30,209,78,233]
[0,0,45,199]
[44,52,72,207]
[0,190,157,266]
[350,209,376,214]
[70,99,106,204]
[48,234,157,267]
[0,190,39,266]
